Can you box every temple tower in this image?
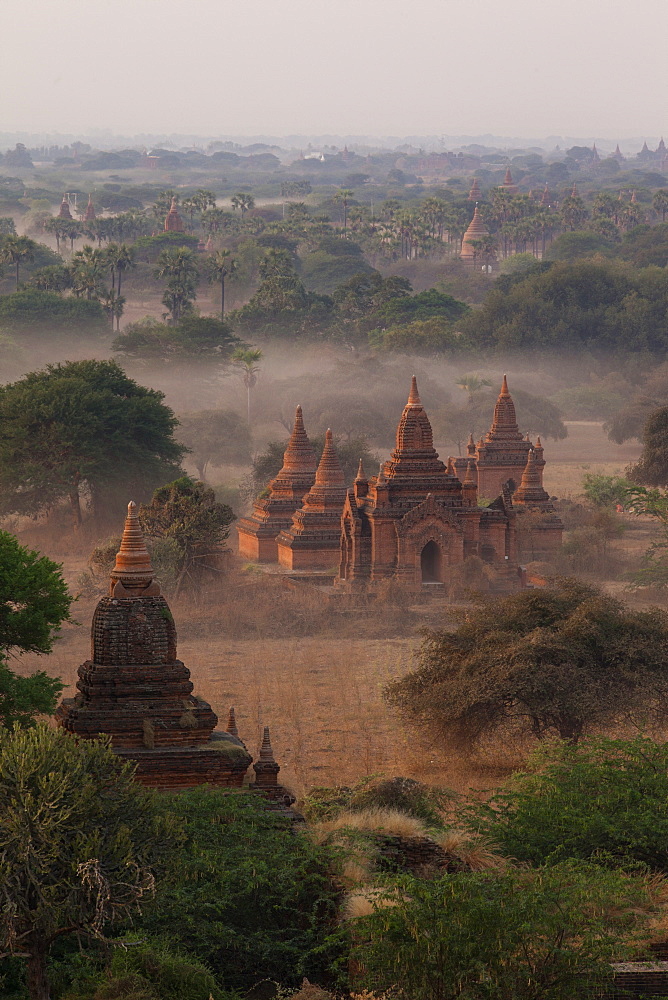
[540,183,551,207]
[468,177,481,201]
[164,197,185,233]
[58,194,72,220]
[83,195,96,222]
[276,429,348,570]
[475,376,532,499]
[460,206,489,259]
[56,502,252,790]
[237,405,317,562]
[501,168,518,193]
[512,449,563,556]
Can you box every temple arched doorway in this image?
[421,540,443,583]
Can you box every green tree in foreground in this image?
[139,477,234,593]
[0,724,169,1000]
[355,862,656,1000]
[386,578,668,745]
[0,531,72,728]
[140,788,342,992]
[0,235,37,290]
[467,736,668,871]
[0,360,185,527]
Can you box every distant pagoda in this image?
[468,177,481,201]
[460,205,489,259]
[501,167,518,193]
[164,196,185,232]
[83,194,96,221]
[58,193,72,219]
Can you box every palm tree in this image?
[154,247,200,323]
[231,192,255,216]
[0,235,36,289]
[105,243,135,296]
[100,290,126,331]
[335,189,354,231]
[232,347,263,424]
[653,189,668,222]
[71,245,106,299]
[205,249,237,319]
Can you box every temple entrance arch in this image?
[421,540,443,583]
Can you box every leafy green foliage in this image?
[139,477,234,593]
[0,725,171,999]
[139,788,343,992]
[113,316,241,358]
[0,289,106,333]
[0,360,186,524]
[465,258,668,354]
[466,737,668,871]
[355,862,654,1000]
[628,406,668,485]
[0,531,72,728]
[374,317,466,354]
[581,473,633,507]
[386,578,668,745]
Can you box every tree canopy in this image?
[0,360,185,527]
[0,724,169,1000]
[386,578,668,745]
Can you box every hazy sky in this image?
[2,0,667,140]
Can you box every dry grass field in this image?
[11,419,657,801]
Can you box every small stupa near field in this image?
[56,502,252,790]
[460,205,489,259]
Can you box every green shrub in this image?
[0,289,106,333]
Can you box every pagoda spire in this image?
[84,194,96,221]
[110,501,158,596]
[485,374,522,442]
[460,205,489,259]
[280,405,317,476]
[226,706,239,737]
[253,726,280,787]
[408,374,421,405]
[58,193,72,220]
[355,458,366,481]
[315,429,344,487]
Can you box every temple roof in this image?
[512,448,554,508]
[164,196,184,232]
[83,194,96,221]
[278,405,317,479]
[58,194,72,219]
[484,375,525,444]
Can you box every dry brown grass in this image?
[434,829,508,871]
[311,807,428,844]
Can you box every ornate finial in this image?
[355,458,366,482]
[536,435,542,447]
[110,501,158,596]
[463,458,476,484]
[408,375,421,405]
[226,706,239,737]
[377,462,386,484]
[501,373,509,394]
[259,725,275,761]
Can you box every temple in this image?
[501,168,518,193]
[164,196,185,232]
[276,429,348,570]
[58,193,72,219]
[239,376,563,589]
[237,405,317,562]
[460,205,489,259]
[83,194,96,221]
[468,177,481,201]
[56,501,253,790]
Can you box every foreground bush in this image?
[466,736,668,870]
[355,862,657,1000]
[140,788,344,991]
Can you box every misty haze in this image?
[3,2,668,999]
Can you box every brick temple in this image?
[56,501,288,793]
[239,376,562,589]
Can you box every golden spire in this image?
[355,458,366,482]
[110,501,157,595]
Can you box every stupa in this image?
[237,405,317,561]
[501,168,518,193]
[512,447,563,554]
[276,429,348,570]
[56,502,252,789]
[540,183,551,207]
[468,177,481,201]
[460,206,489,259]
[58,194,72,220]
[83,195,96,221]
[164,196,185,233]
[474,376,532,499]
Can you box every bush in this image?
[138,788,344,992]
[581,472,633,507]
[465,736,668,871]
[374,317,466,355]
[0,289,106,333]
[113,317,241,358]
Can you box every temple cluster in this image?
[238,375,563,589]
